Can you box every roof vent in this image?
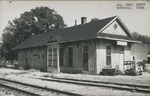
[81,17,87,25]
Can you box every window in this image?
[68,47,73,67]
[106,46,111,66]
[53,48,57,67]
[42,54,44,59]
[59,48,63,66]
[133,56,135,60]
[83,46,89,52]
[48,49,52,67]
[120,47,124,54]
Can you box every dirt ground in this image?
[0,68,150,85]
[53,72,150,85]
[0,68,150,96]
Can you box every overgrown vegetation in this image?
[132,32,150,45]
[2,6,66,60]
[90,18,100,22]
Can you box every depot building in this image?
[12,16,140,74]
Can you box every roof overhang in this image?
[58,36,96,44]
[147,55,150,57]
[97,36,141,43]
[11,44,47,50]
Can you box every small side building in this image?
[131,43,150,61]
[12,16,140,74]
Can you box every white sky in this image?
[0,1,150,42]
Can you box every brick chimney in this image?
[81,17,87,25]
[75,20,77,26]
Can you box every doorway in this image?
[25,53,30,70]
[47,48,58,71]
[83,45,89,71]
[68,47,73,67]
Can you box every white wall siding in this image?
[102,21,127,36]
[124,46,131,61]
[96,40,132,73]
[96,40,106,74]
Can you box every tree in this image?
[90,18,100,22]
[2,6,66,60]
[0,43,3,60]
[132,32,150,45]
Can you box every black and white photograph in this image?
[0,0,150,96]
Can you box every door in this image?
[25,53,30,70]
[68,47,73,67]
[83,46,89,71]
[47,48,58,72]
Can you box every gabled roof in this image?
[12,16,140,50]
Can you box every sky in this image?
[0,1,150,42]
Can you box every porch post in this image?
[47,46,49,72]
[57,47,60,72]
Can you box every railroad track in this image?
[30,76,150,93]
[0,78,82,96]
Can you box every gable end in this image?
[98,16,133,38]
